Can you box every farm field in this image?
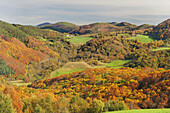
[51,62,91,77]
[105,109,170,113]
[51,60,131,77]
[10,80,31,86]
[94,60,131,68]
[152,47,170,51]
[65,36,93,45]
[51,68,86,77]
[104,60,131,68]
[127,35,154,43]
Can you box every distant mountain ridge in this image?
[37,22,51,27]
[38,21,155,34]
[40,22,79,33]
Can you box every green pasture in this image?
[94,60,131,69]
[65,36,93,45]
[51,62,91,77]
[152,47,170,51]
[127,35,154,43]
[105,108,170,113]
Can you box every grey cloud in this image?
[0,0,170,25]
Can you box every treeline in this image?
[0,60,15,75]
[0,20,64,42]
[30,68,170,110]
[1,67,169,113]
[0,86,126,113]
[126,49,170,69]
[45,34,169,70]
[149,19,170,40]
[0,35,60,81]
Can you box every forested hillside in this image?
[0,19,169,81]
[30,68,170,110]
[0,21,63,81]
[150,19,170,41]
[40,22,79,33]
[0,19,169,113]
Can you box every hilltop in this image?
[150,19,170,40]
[0,20,63,81]
[38,21,154,35]
[30,68,170,109]
[71,22,137,35]
[37,22,51,27]
[40,22,79,33]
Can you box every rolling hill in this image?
[135,24,155,30]
[71,22,137,35]
[37,22,51,27]
[0,20,62,81]
[30,68,170,109]
[0,19,169,113]
[150,19,170,40]
[40,22,79,33]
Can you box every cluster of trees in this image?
[0,20,64,42]
[0,20,29,42]
[30,68,170,109]
[70,22,139,35]
[0,19,169,82]
[26,58,61,82]
[126,49,170,69]
[149,19,170,40]
[46,37,78,63]
[70,37,132,62]
[21,95,126,113]
[0,35,54,79]
[0,21,63,81]
[70,37,165,63]
[0,60,15,75]
[40,22,79,33]
[0,83,127,113]
[13,24,63,39]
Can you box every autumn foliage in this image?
[30,68,170,109]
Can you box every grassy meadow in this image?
[105,109,170,113]
[152,47,170,51]
[127,35,154,43]
[65,36,93,45]
[51,60,131,77]
[51,62,91,77]
[94,60,131,69]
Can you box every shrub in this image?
[70,96,89,113]
[3,86,23,113]
[88,99,104,113]
[56,96,70,113]
[104,100,127,111]
[34,104,45,113]
[0,91,13,113]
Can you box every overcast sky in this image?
[0,0,170,25]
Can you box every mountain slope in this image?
[0,36,49,76]
[30,68,170,109]
[0,20,62,81]
[150,19,170,40]
[136,24,154,30]
[37,22,51,27]
[71,22,137,35]
[40,22,79,33]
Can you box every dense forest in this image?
[0,19,169,113]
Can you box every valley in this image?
[0,19,169,113]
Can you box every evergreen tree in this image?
[34,104,45,113]
[0,92,13,113]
